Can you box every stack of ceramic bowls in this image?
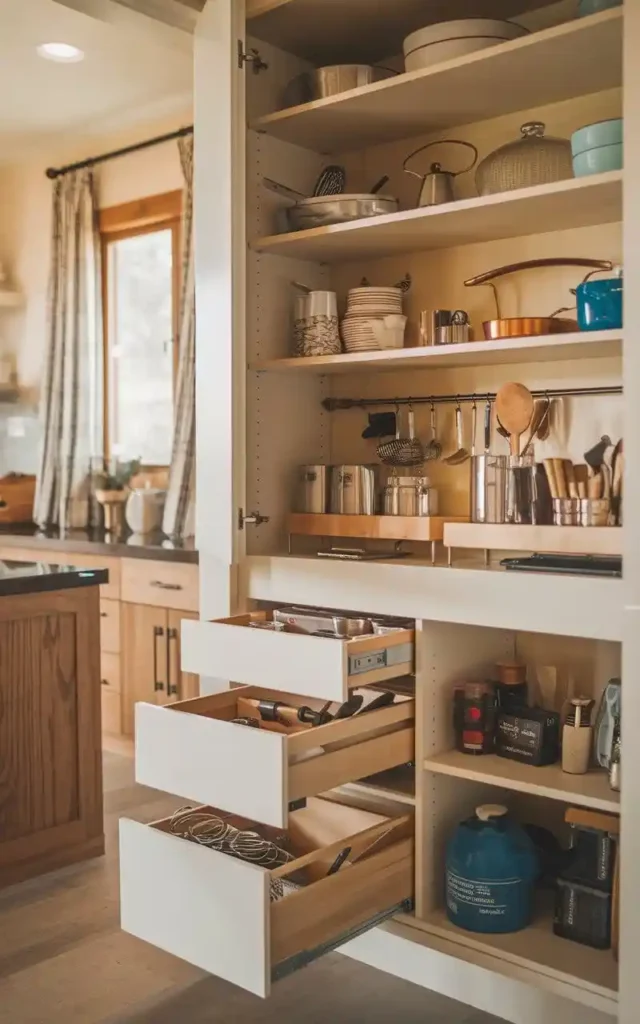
[340,287,407,352]
[571,118,623,178]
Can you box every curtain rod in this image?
[45,125,194,180]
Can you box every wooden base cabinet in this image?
[121,604,199,736]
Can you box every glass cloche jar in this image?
[475,121,573,196]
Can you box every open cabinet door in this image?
[194,0,247,621]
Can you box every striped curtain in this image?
[34,170,103,529]
[162,135,195,539]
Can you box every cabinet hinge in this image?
[237,41,268,74]
[238,508,270,530]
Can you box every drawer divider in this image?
[288,728,414,804]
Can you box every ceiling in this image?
[0,0,193,160]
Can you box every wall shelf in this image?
[424,749,620,814]
[253,9,622,151]
[253,171,622,263]
[253,330,622,374]
[288,513,468,543]
[247,0,562,64]
[414,905,618,1005]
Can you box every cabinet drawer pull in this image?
[150,580,183,591]
[101,678,109,687]
[100,612,108,618]
[166,627,179,697]
[153,625,165,691]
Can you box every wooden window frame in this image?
[100,190,182,463]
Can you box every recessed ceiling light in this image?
[37,42,85,63]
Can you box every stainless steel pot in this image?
[330,466,377,515]
[295,465,329,513]
[383,476,438,517]
[471,455,507,523]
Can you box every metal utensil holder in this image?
[506,454,537,524]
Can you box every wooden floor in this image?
[0,749,498,1024]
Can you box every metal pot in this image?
[464,257,615,340]
[383,477,438,517]
[263,178,398,231]
[471,455,507,523]
[403,139,478,207]
[330,466,378,515]
[295,465,329,513]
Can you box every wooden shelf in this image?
[254,10,622,151]
[253,171,622,263]
[253,330,622,375]
[247,0,561,64]
[417,904,618,1003]
[288,513,469,543]
[424,749,620,814]
[445,523,623,557]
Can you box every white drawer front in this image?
[182,613,414,702]
[120,817,270,996]
[135,688,414,827]
[121,801,413,998]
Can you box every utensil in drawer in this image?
[358,691,396,714]
[332,694,364,719]
[444,403,470,465]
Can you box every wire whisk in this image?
[377,405,425,467]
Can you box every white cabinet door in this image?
[194,0,247,622]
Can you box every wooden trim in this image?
[99,190,182,234]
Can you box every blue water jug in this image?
[446,804,538,934]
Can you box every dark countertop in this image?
[0,527,198,564]
[0,560,109,597]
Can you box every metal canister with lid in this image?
[295,465,329,513]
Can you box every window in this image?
[100,192,182,465]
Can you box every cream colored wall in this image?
[0,112,191,392]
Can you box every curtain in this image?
[33,170,102,530]
[162,135,196,539]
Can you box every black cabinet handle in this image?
[167,627,179,696]
[153,626,165,692]
[151,580,182,591]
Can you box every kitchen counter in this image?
[0,560,109,597]
[0,526,198,563]
[0,563,104,888]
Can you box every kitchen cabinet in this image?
[119,0,639,1022]
[121,604,199,736]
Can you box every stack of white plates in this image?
[341,287,406,352]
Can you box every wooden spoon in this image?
[495,383,534,457]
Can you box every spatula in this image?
[495,383,534,457]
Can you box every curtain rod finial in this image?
[45,168,58,180]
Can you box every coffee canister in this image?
[295,465,329,513]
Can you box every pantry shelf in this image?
[253,9,622,151]
[288,513,468,543]
[413,905,618,1005]
[424,750,620,814]
[253,171,622,263]
[252,330,622,375]
[246,0,562,64]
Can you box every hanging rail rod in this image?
[45,126,194,180]
[322,385,622,412]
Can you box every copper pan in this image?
[464,257,614,341]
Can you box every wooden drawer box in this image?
[121,558,198,612]
[100,599,121,653]
[120,797,413,997]
[135,686,414,827]
[181,612,414,702]
[0,546,120,600]
[101,651,121,694]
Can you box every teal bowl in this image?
[571,118,623,157]
[573,143,623,177]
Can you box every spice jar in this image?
[494,662,528,713]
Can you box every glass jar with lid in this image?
[475,121,573,196]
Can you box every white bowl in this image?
[403,18,528,72]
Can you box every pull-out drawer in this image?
[121,558,198,613]
[182,611,415,701]
[120,796,413,997]
[135,686,415,827]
